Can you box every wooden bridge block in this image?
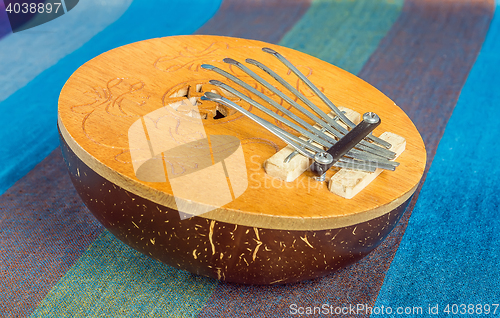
[328,132,406,199]
[264,106,360,182]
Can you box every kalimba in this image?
[58,35,426,284]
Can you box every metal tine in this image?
[335,160,374,172]
[283,114,375,164]
[202,92,327,157]
[209,80,332,149]
[245,58,397,159]
[224,59,346,138]
[202,92,379,173]
[201,93,317,159]
[201,64,332,145]
[341,156,395,171]
[225,58,396,160]
[335,160,376,172]
[261,47,393,150]
[209,79,395,169]
[284,132,323,164]
[202,63,395,163]
[337,158,386,172]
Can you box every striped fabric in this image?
[0,0,499,316]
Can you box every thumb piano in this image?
[58,35,426,284]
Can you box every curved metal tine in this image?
[224,58,346,139]
[201,64,337,146]
[203,62,394,161]
[261,47,393,150]
[245,59,347,135]
[345,149,399,168]
[202,93,387,173]
[335,159,377,172]
[210,80,397,168]
[201,92,322,159]
[215,96,323,154]
[209,80,332,149]
[341,157,395,171]
[284,152,298,163]
[245,58,396,159]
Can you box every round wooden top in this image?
[58,35,426,230]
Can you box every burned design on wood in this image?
[154,41,231,73]
[71,78,150,149]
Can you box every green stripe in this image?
[30,231,217,317]
[280,0,404,74]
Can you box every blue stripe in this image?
[0,0,132,103]
[0,0,222,195]
[374,1,500,314]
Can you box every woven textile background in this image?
[0,0,499,317]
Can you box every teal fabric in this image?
[280,0,404,74]
[30,231,218,317]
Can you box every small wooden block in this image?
[264,107,360,182]
[264,145,310,182]
[335,107,361,130]
[328,132,406,199]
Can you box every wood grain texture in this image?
[58,35,426,231]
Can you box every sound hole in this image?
[168,83,234,120]
[213,109,227,120]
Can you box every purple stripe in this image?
[0,0,13,38]
[0,149,103,317]
[359,0,494,173]
[195,0,311,44]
